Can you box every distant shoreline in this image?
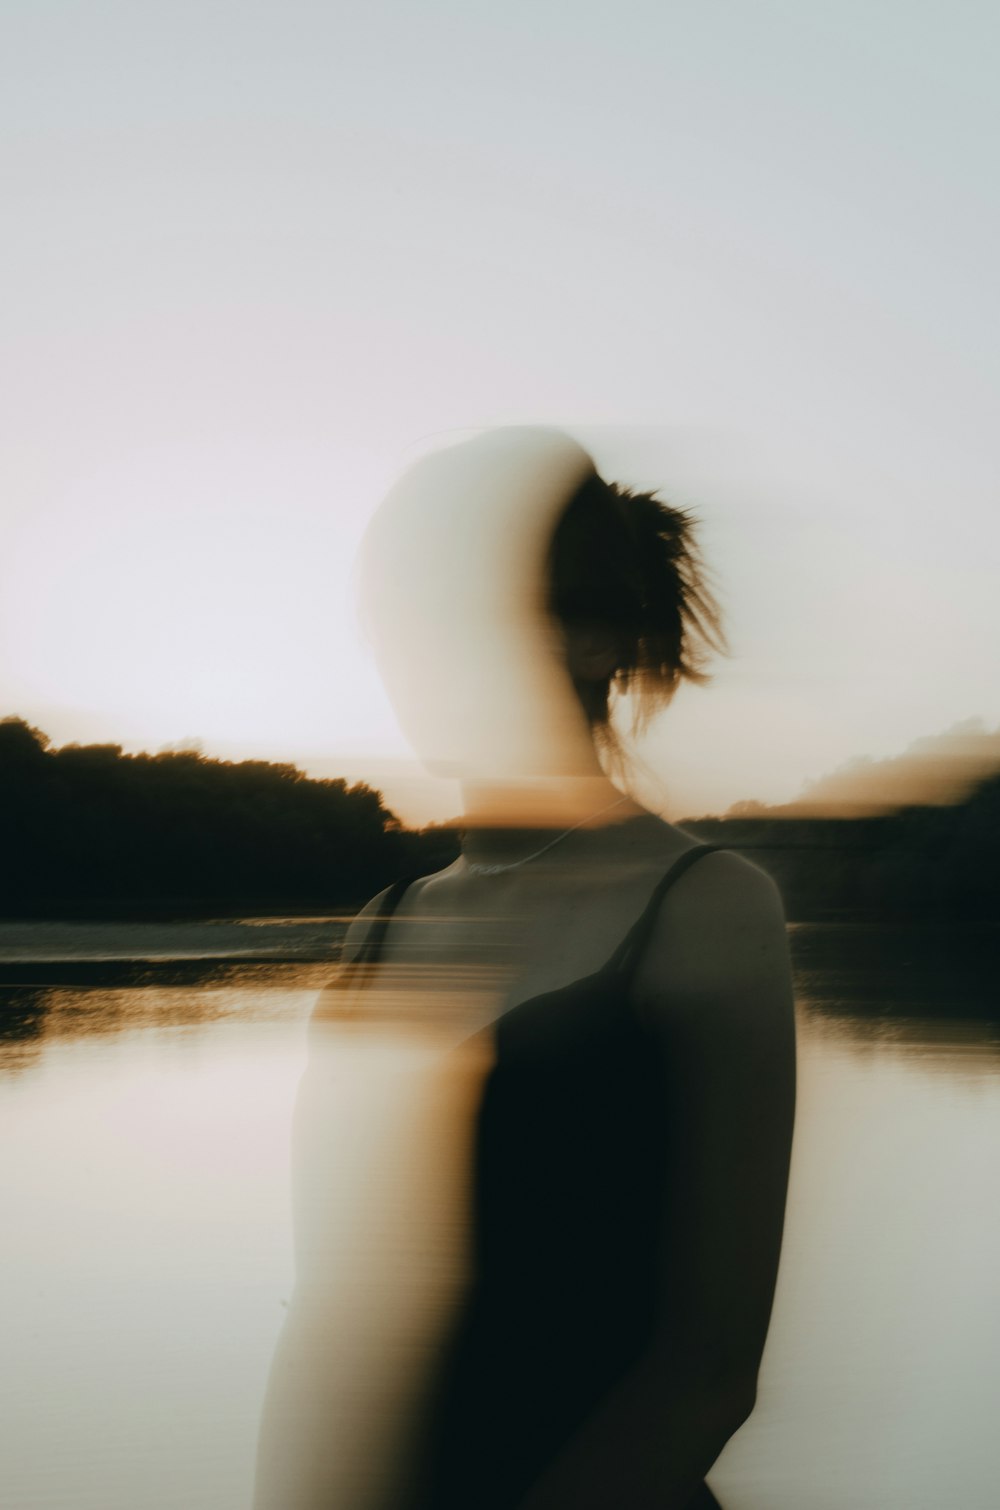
[0,900,370,924]
[0,915,352,988]
[2,919,998,1017]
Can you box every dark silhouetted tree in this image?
[0,719,458,916]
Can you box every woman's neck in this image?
[459,776,643,869]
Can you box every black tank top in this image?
[347,842,722,1510]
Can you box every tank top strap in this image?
[601,843,723,980]
[343,874,418,977]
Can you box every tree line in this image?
[2,716,997,920]
[685,772,1000,921]
[0,718,459,916]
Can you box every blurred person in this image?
[254,429,796,1510]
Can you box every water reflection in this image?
[1,929,999,1509]
[798,1004,1000,1073]
[0,985,48,1042]
[0,968,328,1073]
[0,988,312,1510]
[712,996,1000,1510]
[788,923,1000,1078]
[789,922,999,1019]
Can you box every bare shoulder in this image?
[310,886,400,1027]
[668,846,787,930]
[339,884,397,963]
[633,847,794,1027]
[338,859,460,962]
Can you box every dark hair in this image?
[547,472,726,736]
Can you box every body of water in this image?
[1,923,998,1510]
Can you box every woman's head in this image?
[359,428,723,782]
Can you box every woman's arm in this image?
[253,887,397,1510]
[516,851,796,1510]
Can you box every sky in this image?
[2,1,998,823]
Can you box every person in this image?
[253,428,796,1510]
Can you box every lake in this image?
[1,922,998,1510]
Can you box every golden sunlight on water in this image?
[0,934,998,1510]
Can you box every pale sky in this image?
[2,1,998,824]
